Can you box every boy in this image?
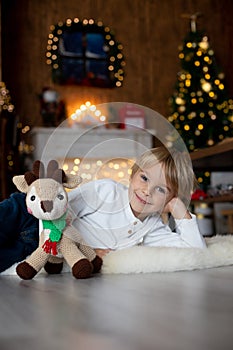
[67,147,206,257]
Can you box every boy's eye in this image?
[140,174,148,182]
[155,186,166,194]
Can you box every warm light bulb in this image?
[202,82,212,92]
[199,41,209,50]
[175,97,185,105]
[95,110,101,117]
[80,104,87,111]
[89,105,96,111]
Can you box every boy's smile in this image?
[135,192,151,205]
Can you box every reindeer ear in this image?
[63,174,82,189]
[13,175,29,193]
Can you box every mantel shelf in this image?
[190,138,233,160]
[190,138,233,172]
[30,126,154,163]
[190,138,233,214]
[192,194,233,204]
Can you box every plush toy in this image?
[13,159,102,280]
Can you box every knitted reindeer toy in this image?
[13,160,102,280]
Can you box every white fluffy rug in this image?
[2,235,233,276]
[101,235,233,274]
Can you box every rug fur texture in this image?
[1,235,233,275]
[101,235,233,274]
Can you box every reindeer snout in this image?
[41,200,53,213]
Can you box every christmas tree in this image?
[168,13,233,153]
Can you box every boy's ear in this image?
[12,175,29,193]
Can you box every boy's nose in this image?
[142,185,151,196]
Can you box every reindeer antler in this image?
[47,160,67,184]
[33,160,45,178]
[47,160,59,177]
[24,160,45,185]
[23,159,69,186]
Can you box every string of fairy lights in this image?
[69,101,106,126]
[0,82,16,177]
[0,82,34,175]
[0,82,15,113]
[46,17,125,87]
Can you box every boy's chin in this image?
[131,206,147,219]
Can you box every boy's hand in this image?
[163,197,191,220]
[94,248,112,258]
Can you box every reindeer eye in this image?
[57,194,64,200]
[30,195,36,201]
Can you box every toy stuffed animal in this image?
[13,159,102,280]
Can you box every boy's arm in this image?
[143,197,206,248]
[163,197,206,248]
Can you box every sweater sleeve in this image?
[143,213,206,249]
[174,213,206,248]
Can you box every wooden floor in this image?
[1,267,233,350]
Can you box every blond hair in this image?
[131,147,197,204]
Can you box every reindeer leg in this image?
[16,247,49,280]
[44,255,64,275]
[64,226,102,273]
[78,242,103,273]
[59,235,93,279]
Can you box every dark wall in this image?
[2,0,233,129]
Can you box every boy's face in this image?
[128,162,173,220]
